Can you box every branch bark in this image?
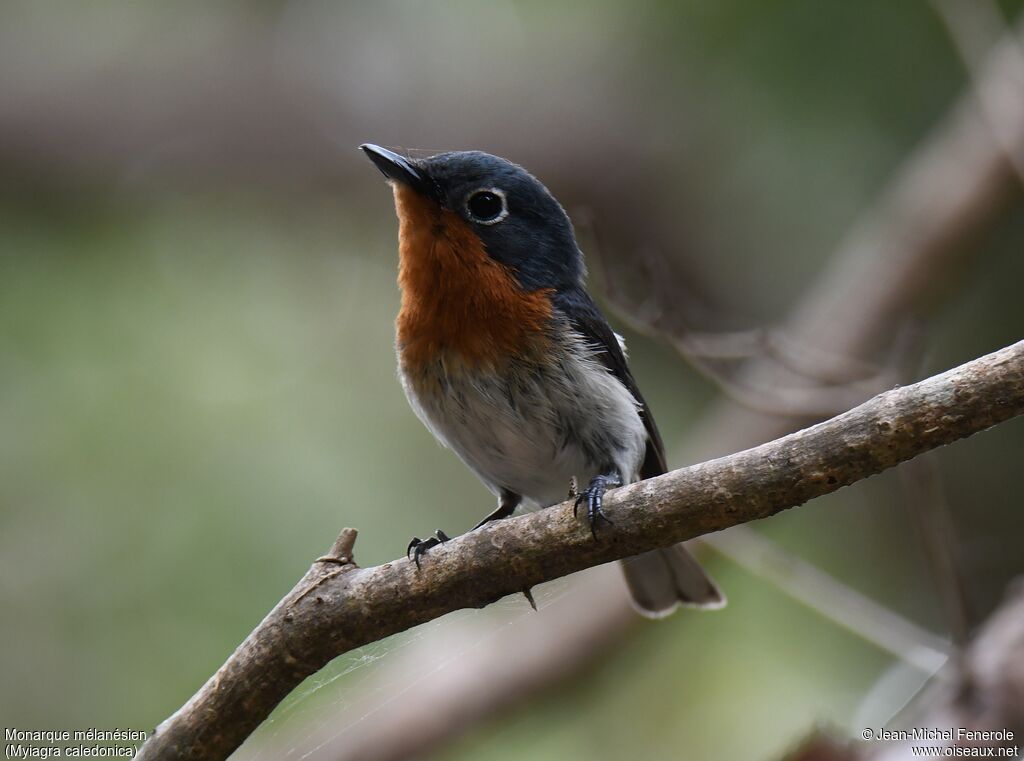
[135,339,1024,761]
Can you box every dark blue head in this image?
[362,145,584,291]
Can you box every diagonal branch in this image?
[135,340,1024,761]
[931,0,1024,186]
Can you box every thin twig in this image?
[932,0,1024,186]
[593,243,893,418]
[894,342,973,648]
[672,340,891,418]
[702,527,953,674]
[898,457,973,647]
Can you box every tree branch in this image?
[135,340,1024,761]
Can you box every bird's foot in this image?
[406,529,450,569]
[573,473,621,539]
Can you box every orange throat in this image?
[392,184,552,373]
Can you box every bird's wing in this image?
[553,288,668,479]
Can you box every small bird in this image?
[361,144,724,617]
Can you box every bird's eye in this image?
[466,190,507,224]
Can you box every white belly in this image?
[400,342,647,508]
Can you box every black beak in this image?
[361,144,431,196]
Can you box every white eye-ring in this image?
[465,188,509,225]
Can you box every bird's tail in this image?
[620,543,726,618]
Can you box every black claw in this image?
[411,537,439,568]
[412,539,436,568]
[588,496,611,540]
[407,530,449,569]
[574,474,620,539]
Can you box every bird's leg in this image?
[407,490,537,610]
[472,489,522,530]
[407,490,522,569]
[574,472,621,539]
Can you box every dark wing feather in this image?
[552,289,667,479]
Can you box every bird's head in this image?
[361,144,584,291]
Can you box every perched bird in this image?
[361,144,724,617]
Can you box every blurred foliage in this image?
[0,1,1022,760]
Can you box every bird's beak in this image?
[360,144,432,197]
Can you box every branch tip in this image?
[318,527,359,566]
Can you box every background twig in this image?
[785,579,1024,761]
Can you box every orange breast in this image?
[392,184,552,373]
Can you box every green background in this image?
[1,2,1022,759]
